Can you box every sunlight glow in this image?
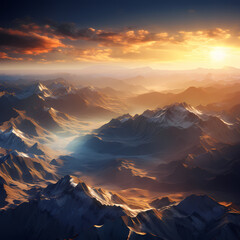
[210,47,226,62]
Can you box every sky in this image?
[1,0,240,71]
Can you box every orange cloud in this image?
[74,48,113,62]
[70,27,232,55]
[0,52,23,61]
[171,28,231,44]
[0,27,65,55]
[0,22,236,64]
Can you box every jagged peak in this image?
[104,102,205,130]
[41,175,131,211]
[176,194,226,218]
[3,126,25,137]
[54,175,78,188]
[158,102,200,114]
[116,113,132,123]
[43,175,93,196]
[0,150,37,164]
[141,102,203,128]
[16,82,52,100]
[178,194,218,206]
[34,82,47,89]
[142,102,202,118]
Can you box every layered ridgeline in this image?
[0,175,239,240]
[130,83,240,110]
[0,80,127,126]
[69,103,240,194]
[0,81,239,240]
[0,149,58,209]
[74,102,240,156]
[0,80,127,209]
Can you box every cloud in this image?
[0,52,23,61]
[46,23,157,48]
[10,21,233,49]
[44,22,231,47]
[0,21,236,63]
[174,28,231,43]
[45,21,96,40]
[0,27,65,55]
[73,48,113,62]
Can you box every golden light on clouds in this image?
[1,23,240,69]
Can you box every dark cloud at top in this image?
[0,29,43,49]
[47,21,96,40]
[0,27,63,55]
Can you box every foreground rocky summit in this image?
[0,176,239,240]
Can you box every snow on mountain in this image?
[77,102,240,157]
[45,79,78,97]
[0,175,239,240]
[128,194,240,240]
[0,109,49,137]
[117,113,132,123]
[42,175,134,215]
[114,102,235,130]
[143,102,204,128]
[16,82,52,99]
[0,149,58,209]
[0,150,57,183]
[100,102,218,133]
[46,107,70,120]
[0,175,127,239]
[0,126,45,155]
[0,82,118,127]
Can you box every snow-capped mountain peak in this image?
[16,82,52,99]
[146,102,203,128]
[0,126,45,155]
[43,175,117,206]
[117,113,132,123]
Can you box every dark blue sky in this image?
[1,0,240,30]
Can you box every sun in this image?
[210,47,226,62]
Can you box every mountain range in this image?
[0,77,239,239]
[0,175,239,240]
[77,102,240,156]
